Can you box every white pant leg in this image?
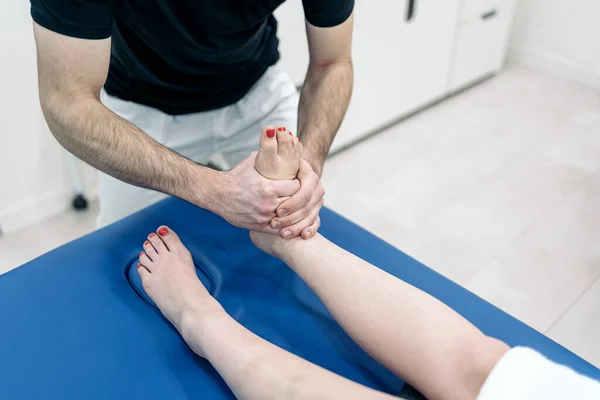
[216,62,300,169]
[97,90,216,227]
[477,347,600,400]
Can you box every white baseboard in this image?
[507,46,600,90]
[0,187,98,236]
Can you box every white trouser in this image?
[477,347,600,400]
[98,62,299,227]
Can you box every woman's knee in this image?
[463,336,510,399]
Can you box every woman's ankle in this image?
[278,233,323,263]
[178,298,227,357]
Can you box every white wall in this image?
[0,1,97,234]
[508,0,600,89]
[0,0,519,235]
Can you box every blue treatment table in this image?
[0,198,598,399]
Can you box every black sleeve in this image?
[302,0,354,28]
[30,0,116,39]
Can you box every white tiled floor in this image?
[0,201,99,274]
[1,65,599,367]
[324,65,600,367]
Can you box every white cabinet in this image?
[275,0,515,152]
[332,0,460,151]
[448,0,517,92]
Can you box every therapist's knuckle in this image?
[301,190,312,204]
[258,212,271,224]
[251,217,265,229]
[262,206,274,219]
[257,199,271,214]
[265,186,276,198]
[318,184,325,198]
[313,218,321,231]
[260,181,274,197]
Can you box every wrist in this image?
[187,165,228,213]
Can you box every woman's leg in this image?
[138,226,397,400]
[249,122,507,400]
[250,232,509,400]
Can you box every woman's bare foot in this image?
[251,125,308,250]
[138,225,224,357]
[254,125,303,180]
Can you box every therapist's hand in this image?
[271,159,325,240]
[212,152,300,232]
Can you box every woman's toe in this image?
[143,240,157,259]
[259,126,278,157]
[156,226,185,251]
[137,263,151,280]
[276,127,292,155]
[148,232,166,253]
[292,134,303,153]
[139,251,153,270]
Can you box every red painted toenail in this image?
[266,129,275,138]
[283,127,286,131]
[298,138,301,142]
[137,263,142,268]
[289,132,292,136]
[140,251,144,256]
[277,127,283,131]
[149,233,155,238]
[158,227,168,236]
[144,241,150,246]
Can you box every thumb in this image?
[297,159,314,179]
[271,178,301,197]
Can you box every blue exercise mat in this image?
[0,198,598,399]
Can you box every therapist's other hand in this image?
[271,159,325,240]
[214,152,300,232]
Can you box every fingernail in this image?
[283,231,292,238]
[140,251,144,256]
[149,233,155,238]
[277,127,283,132]
[144,241,150,246]
[272,220,282,229]
[137,263,142,268]
[278,209,287,217]
[266,129,275,138]
[158,227,168,236]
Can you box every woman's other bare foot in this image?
[138,226,224,357]
[254,125,303,180]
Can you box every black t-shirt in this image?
[30,0,354,115]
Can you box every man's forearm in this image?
[297,60,353,175]
[42,95,221,210]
